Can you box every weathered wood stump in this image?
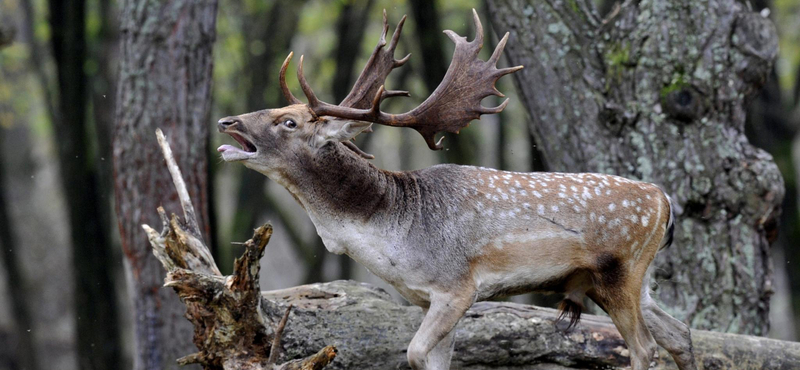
[143,129,336,370]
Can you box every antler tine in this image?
[496,65,525,77]
[383,89,410,99]
[479,98,510,115]
[297,55,325,111]
[387,14,407,52]
[378,10,389,47]
[337,10,411,109]
[280,52,302,105]
[489,32,510,65]
[394,53,411,68]
[471,8,484,46]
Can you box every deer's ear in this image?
[314,119,372,147]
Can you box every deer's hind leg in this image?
[588,255,657,370]
[640,275,697,370]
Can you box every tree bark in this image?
[486,0,783,335]
[114,1,218,369]
[47,0,123,368]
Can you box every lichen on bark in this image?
[487,0,783,335]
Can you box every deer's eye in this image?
[282,119,297,129]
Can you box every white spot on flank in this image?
[629,214,639,223]
[510,188,517,194]
[503,174,512,179]
[622,199,630,207]
[605,189,611,195]
[598,215,606,223]
[594,187,601,196]
[641,215,650,226]
[533,191,543,198]
[520,190,528,196]
[538,204,545,215]
[608,203,616,211]
[502,193,509,200]
[570,185,578,192]
[558,192,567,198]
[551,205,559,212]
[573,205,581,212]
[514,180,521,187]
[523,203,531,209]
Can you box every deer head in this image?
[218,9,522,177]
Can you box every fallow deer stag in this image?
[217,9,696,370]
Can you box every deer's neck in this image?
[276,143,413,235]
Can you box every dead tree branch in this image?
[143,129,336,370]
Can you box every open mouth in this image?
[218,132,257,161]
[228,132,256,153]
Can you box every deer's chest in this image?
[310,217,435,303]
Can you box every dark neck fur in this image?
[282,142,417,223]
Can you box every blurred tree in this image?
[488,0,783,335]
[0,19,38,370]
[46,0,122,368]
[114,1,218,369]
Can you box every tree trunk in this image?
[486,0,783,335]
[114,1,218,369]
[47,0,123,368]
[0,126,38,370]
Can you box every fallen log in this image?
[266,281,800,369]
[145,128,800,369]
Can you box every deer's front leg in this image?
[408,291,474,370]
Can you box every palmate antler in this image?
[281,9,522,150]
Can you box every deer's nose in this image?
[218,117,242,131]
